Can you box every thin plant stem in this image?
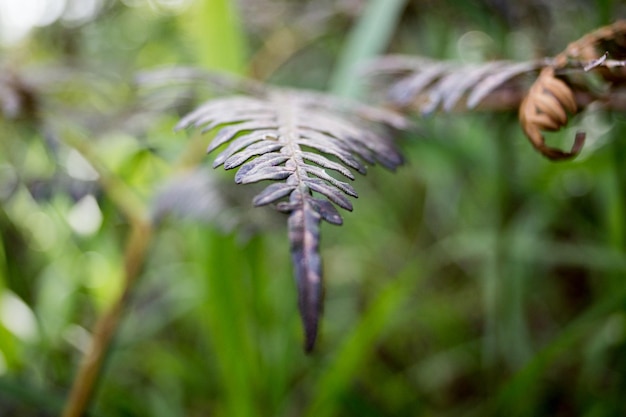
[58,103,217,415]
[54,123,153,416]
[61,221,152,417]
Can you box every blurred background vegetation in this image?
[1,0,626,416]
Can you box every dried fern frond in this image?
[367,20,626,159]
[176,85,409,352]
[558,20,626,75]
[519,20,626,159]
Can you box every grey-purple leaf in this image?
[222,141,282,170]
[466,61,541,109]
[234,152,289,183]
[296,136,367,174]
[252,182,296,206]
[301,151,355,180]
[299,114,364,144]
[211,129,276,166]
[276,201,298,213]
[304,178,353,211]
[388,64,449,106]
[339,136,377,164]
[421,70,473,115]
[175,96,266,130]
[441,63,509,112]
[236,166,292,184]
[190,109,272,132]
[309,197,343,225]
[202,118,274,137]
[371,143,404,170]
[304,165,358,197]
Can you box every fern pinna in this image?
[176,88,409,351]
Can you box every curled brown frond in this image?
[520,20,626,159]
[518,67,584,160]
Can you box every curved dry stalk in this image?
[57,126,154,417]
[62,221,152,417]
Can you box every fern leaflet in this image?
[177,88,408,351]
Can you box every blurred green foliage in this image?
[1,0,626,416]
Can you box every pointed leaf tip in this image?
[288,192,324,353]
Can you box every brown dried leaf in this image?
[556,20,626,84]
[518,67,584,160]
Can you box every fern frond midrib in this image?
[271,92,310,194]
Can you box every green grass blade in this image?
[329,0,408,98]
[195,228,259,417]
[180,0,247,73]
[304,259,423,417]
